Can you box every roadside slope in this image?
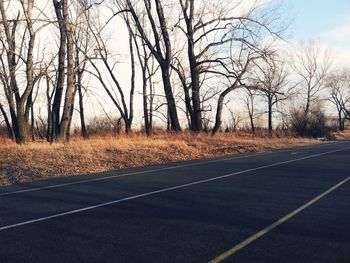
[0,132,319,186]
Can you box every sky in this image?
[289,0,350,53]
[291,0,350,39]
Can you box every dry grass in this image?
[0,131,320,186]
[333,130,350,140]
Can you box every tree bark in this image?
[338,110,344,131]
[268,97,273,134]
[161,63,181,131]
[0,103,14,139]
[58,0,75,142]
[212,94,225,135]
[182,0,202,131]
[51,0,67,141]
[77,83,88,138]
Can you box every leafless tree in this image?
[58,0,75,141]
[84,10,138,134]
[244,88,259,134]
[73,0,94,138]
[326,70,350,130]
[293,41,331,116]
[49,0,76,142]
[211,45,267,135]
[175,0,283,132]
[0,0,47,143]
[122,0,181,131]
[341,74,350,121]
[252,56,292,134]
[134,35,158,135]
[224,103,242,132]
[50,0,67,141]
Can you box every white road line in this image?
[0,146,348,232]
[209,175,350,263]
[0,148,295,197]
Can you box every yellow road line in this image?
[209,176,350,263]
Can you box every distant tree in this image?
[252,56,293,134]
[211,47,267,135]
[293,41,331,116]
[225,104,242,132]
[289,41,331,136]
[244,89,259,134]
[85,16,136,134]
[326,70,350,131]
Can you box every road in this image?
[0,141,349,263]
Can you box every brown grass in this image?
[333,130,350,140]
[0,131,320,186]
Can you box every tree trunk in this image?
[45,75,53,142]
[212,81,240,135]
[0,103,14,139]
[186,0,202,132]
[9,106,20,143]
[78,84,88,138]
[338,110,344,131]
[58,0,75,142]
[142,66,151,135]
[51,0,67,141]
[161,63,181,131]
[30,94,35,141]
[191,72,202,132]
[75,43,88,138]
[16,104,30,144]
[125,120,132,134]
[268,97,273,134]
[212,94,225,135]
[250,114,256,134]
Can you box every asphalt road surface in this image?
[1,141,350,263]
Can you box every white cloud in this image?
[316,15,350,67]
[323,16,350,45]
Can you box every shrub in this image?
[290,108,331,138]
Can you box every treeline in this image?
[0,0,349,144]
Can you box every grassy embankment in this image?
[1,130,348,186]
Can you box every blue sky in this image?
[289,0,350,40]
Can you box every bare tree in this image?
[0,0,46,143]
[74,0,94,138]
[341,73,350,121]
[58,0,76,141]
[224,103,242,132]
[244,88,259,134]
[133,30,158,135]
[326,70,350,130]
[122,0,181,131]
[51,0,67,141]
[84,10,138,134]
[175,0,283,132]
[211,45,267,135]
[50,0,91,142]
[252,56,292,134]
[293,41,331,116]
